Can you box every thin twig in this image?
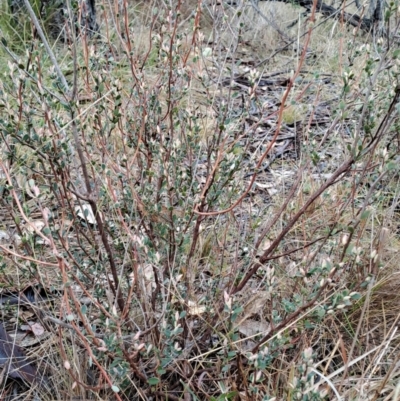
[22,0,69,92]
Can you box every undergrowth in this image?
[0,0,400,400]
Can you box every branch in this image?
[22,0,70,92]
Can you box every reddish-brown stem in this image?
[233,157,354,294]
[252,267,338,353]
[194,0,317,217]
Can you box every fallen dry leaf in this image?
[20,322,45,336]
[187,300,206,315]
[30,323,45,337]
[238,290,270,326]
[0,323,40,385]
[237,319,270,337]
[75,204,96,224]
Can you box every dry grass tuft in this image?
[0,1,399,400]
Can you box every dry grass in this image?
[0,0,399,400]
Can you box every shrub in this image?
[0,0,400,400]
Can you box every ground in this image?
[0,1,399,400]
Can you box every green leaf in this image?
[211,391,238,401]
[111,385,120,393]
[42,227,51,235]
[304,320,315,329]
[148,377,160,386]
[360,210,371,220]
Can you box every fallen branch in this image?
[257,0,379,32]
